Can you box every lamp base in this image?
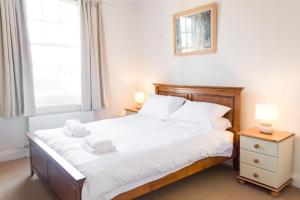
[258,125,273,134]
[136,104,142,110]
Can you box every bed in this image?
[26,83,244,200]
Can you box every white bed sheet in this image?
[34,114,233,200]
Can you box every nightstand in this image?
[237,128,294,197]
[124,107,139,115]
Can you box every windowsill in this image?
[35,104,82,116]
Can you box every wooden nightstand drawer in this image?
[240,163,278,188]
[240,136,278,157]
[240,149,277,172]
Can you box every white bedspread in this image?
[34,114,233,200]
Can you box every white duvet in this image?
[34,114,233,200]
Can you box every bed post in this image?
[232,88,243,171]
[29,140,35,176]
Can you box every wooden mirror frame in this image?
[173,2,217,56]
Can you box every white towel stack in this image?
[82,135,116,154]
[63,119,91,137]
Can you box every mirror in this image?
[174,3,217,56]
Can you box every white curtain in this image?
[80,0,107,111]
[0,0,35,118]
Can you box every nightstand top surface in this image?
[124,107,139,113]
[239,128,294,142]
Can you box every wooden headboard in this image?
[154,83,244,169]
[154,83,244,134]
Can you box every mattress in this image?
[34,114,233,200]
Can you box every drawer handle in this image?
[253,173,259,178]
[253,159,259,163]
[254,144,260,149]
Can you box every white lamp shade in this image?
[135,92,144,104]
[255,104,279,124]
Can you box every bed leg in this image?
[29,142,34,176]
[233,157,239,171]
[30,160,34,176]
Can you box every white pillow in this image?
[168,100,231,124]
[214,118,232,130]
[138,95,186,120]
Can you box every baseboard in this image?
[0,148,28,163]
[292,173,300,188]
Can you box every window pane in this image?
[60,1,80,24]
[187,33,192,47]
[61,25,80,46]
[180,18,186,32]
[31,45,81,106]
[27,0,81,108]
[43,22,63,44]
[27,0,42,19]
[186,18,192,32]
[27,20,44,44]
[181,33,187,48]
[41,0,60,22]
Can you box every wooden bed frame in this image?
[26,83,243,200]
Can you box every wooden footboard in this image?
[27,132,234,200]
[27,132,86,200]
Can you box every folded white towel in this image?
[65,119,87,132]
[82,142,116,154]
[84,135,113,148]
[63,126,90,138]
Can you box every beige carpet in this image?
[0,159,299,200]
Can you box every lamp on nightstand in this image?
[255,104,279,134]
[134,92,144,109]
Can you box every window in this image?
[26,0,81,111]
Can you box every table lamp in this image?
[135,92,144,109]
[255,104,279,134]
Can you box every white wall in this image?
[0,0,138,161]
[0,117,28,162]
[135,0,300,185]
